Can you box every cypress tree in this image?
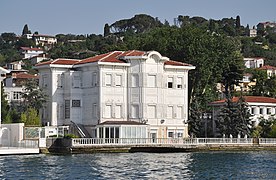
[22,24,30,35]
[104,23,110,37]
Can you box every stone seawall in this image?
[42,138,276,154]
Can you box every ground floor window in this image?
[97,126,147,139]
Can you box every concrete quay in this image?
[43,138,276,154]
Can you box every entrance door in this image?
[150,133,157,143]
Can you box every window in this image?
[267,108,272,115]
[13,92,21,100]
[168,132,174,138]
[131,74,139,87]
[42,75,48,88]
[115,105,122,118]
[168,77,173,88]
[177,77,183,89]
[176,106,183,119]
[251,107,255,115]
[147,105,156,118]
[57,74,64,88]
[115,127,119,138]
[104,105,112,118]
[167,106,173,118]
[105,127,110,138]
[260,108,263,115]
[147,75,156,87]
[131,105,139,118]
[92,73,97,87]
[105,74,112,86]
[65,100,70,119]
[177,132,183,138]
[115,74,122,87]
[72,100,81,107]
[73,75,81,88]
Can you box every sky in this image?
[1,0,276,36]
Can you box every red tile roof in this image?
[35,58,80,66]
[36,51,193,67]
[164,60,193,66]
[21,47,43,51]
[14,73,39,79]
[259,65,276,70]
[211,96,276,104]
[119,50,145,57]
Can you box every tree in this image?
[104,23,110,37]
[235,15,241,36]
[22,24,31,35]
[256,116,276,137]
[268,124,276,138]
[266,76,276,98]
[188,98,202,137]
[21,108,40,126]
[21,79,47,112]
[235,96,252,136]
[217,95,252,137]
[1,83,9,123]
[250,69,268,96]
[164,19,170,27]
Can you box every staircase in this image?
[69,121,91,138]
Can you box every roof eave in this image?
[164,65,196,70]
[97,62,131,66]
[120,56,148,60]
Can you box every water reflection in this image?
[92,153,193,179]
[0,152,275,179]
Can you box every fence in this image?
[259,138,276,144]
[71,138,259,147]
[1,139,39,149]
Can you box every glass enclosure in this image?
[96,125,148,139]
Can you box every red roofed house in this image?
[210,96,276,136]
[3,72,39,104]
[32,34,57,47]
[20,47,44,59]
[259,65,276,78]
[3,61,38,104]
[35,50,195,139]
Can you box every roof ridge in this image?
[124,50,136,56]
[99,51,123,62]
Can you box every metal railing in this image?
[71,138,260,147]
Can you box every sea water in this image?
[0,151,275,179]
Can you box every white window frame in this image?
[105,74,112,87]
[115,74,122,87]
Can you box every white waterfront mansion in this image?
[35,50,195,139]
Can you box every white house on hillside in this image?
[32,34,57,47]
[210,96,276,136]
[35,50,195,139]
[244,57,264,69]
[20,47,44,59]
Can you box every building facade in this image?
[35,50,195,139]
